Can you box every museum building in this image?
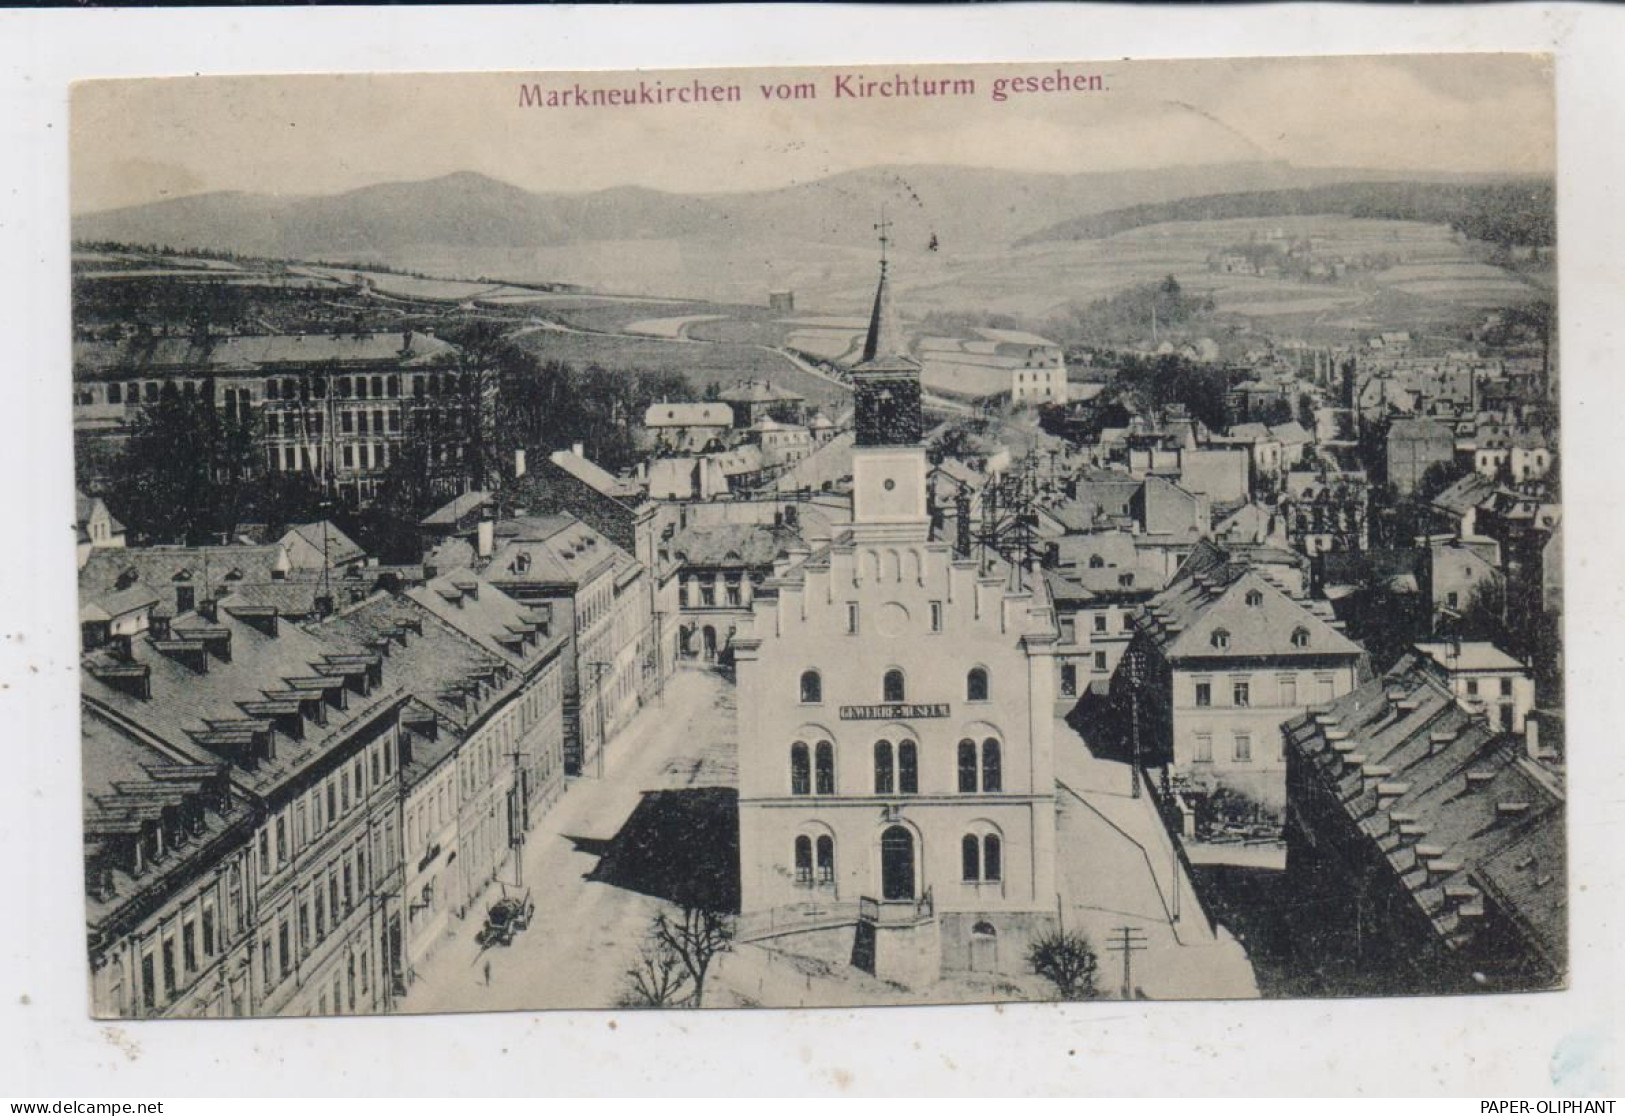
[733,240,1060,985]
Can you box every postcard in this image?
[68,54,1562,1021]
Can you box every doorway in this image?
[880,825,915,901]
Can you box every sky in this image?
[71,53,1555,214]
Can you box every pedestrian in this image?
[484,959,492,987]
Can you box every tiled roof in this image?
[74,331,459,381]
[314,591,522,732]
[407,573,564,672]
[485,514,622,591]
[1284,654,1564,975]
[669,523,800,569]
[1414,641,1525,673]
[548,449,641,500]
[719,380,805,404]
[81,708,250,935]
[283,521,366,566]
[1140,546,1357,662]
[643,402,733,428]
[80,604,406,801]
[420,490,494,529]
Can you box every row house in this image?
[315,575,566,975]
[667,522,802,661]
[83,710,256,1019]
[72,330,492,505]
[1282,652,1564,994]
[1040,532,1167,704]
[482,513,653,776]
[81,596,411,1018]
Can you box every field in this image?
[508,329,851,413]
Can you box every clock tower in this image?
[850,217,928,541]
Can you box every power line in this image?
[1105,925,1149,1000]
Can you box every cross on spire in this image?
[874,206,892,269]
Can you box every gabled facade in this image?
[734,243,1059,986]
[1124,546,1365,813]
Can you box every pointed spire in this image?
[858,207,917,369]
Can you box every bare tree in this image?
[652,904,735,1008]
[617,940,692,1009]
[1028,929,1100,1001]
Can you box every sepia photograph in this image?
[66,54,1564,1022]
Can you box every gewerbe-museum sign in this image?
[838,703,950,721]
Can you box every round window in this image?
[883,478,896,491]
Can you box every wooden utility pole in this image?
[1106,925,1149,1000]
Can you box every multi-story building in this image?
[83,709,256,1018]
[72,329,491,505]
[481,513,652,776]
[312,576,565,972]
[1041,532,1166,705]
[734,245,1060,986]
[403,572,568,911]
[1122,544,1366,814]
[81,596,411,1018]
[1386,418,1457,495]
[668,522,799,661]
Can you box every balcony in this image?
[859,888,934,927]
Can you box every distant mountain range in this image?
[71,162,1521,270]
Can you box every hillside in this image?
[73,161,1457,267]
[1016,180,1555,248]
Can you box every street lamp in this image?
[1125,644,1148,800]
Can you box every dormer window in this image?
[1291,627,1310,649]
[1089,555,1106,569]
[1211,629,1231,651]
[1245,589,1264,607]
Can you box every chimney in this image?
[572,442,584,458]
[402,328,414,351]
[477,519,494,560]
[513,449,527,478]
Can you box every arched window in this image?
[982,834,1002,881]
[958,740,978,793]
[961,834,981,881]
[814,741,835,795]
[883,669,906,703]
[1089,555,1106,569]
[790,743,810,796]
[982,738,1003,793]
[873,741,895,795]
[1291,627,1310,649]
[799,670,822,704]
[1245,589,1264,607]
[794,835,813,885]
[967,668,989,702]
[1211,629,1231,651]
[816,835,835,884]
[898,740,918,795]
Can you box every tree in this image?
[1297,392,1317,433]
[1027,928,1100,1001]
[651,904,734,1008]
[110,386,260,544]
[1416,458,1469,503]
[617,940,692,1009]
